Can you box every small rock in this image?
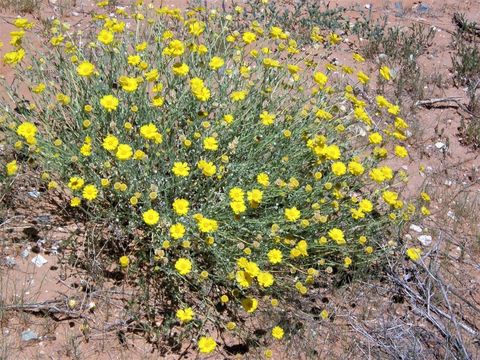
[36,215,51,224]
[20,248,30,258]
[31,255,48,267]
[21,330,38,341]
[27,190,41,198]
[3,256,16,267]
[409,224,423,233]
[435,142,446,149]
[405,234,412,241]
[414,3,430,14]
[378,53,388,61]
[418,235,432,246]
[72,11,80,16]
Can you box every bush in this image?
[1,2,426,356]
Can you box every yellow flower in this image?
[331,162,346,176]
[128,54,141,65]
[14,18,34,29]
[32,83,46,94]
[394,145,408,158]
[229,187,244,202]
[190,77,211,102]
[359,199,373,213]
[257,272,274,288]
[328,32,341,45]
[100,94,119,112]
[272,326,284,340]
[328,228,345,245]
[68,176,84,190]
[242,31,256,44]
[369,168,386,183]
[172,162,190,177]
[348,161,364,176]
[6,160,18,176]
[257,172,270,187]
[382,190,398,206]
[315,109,333,120]
[70,197,81,207]
[56,93,71,105]
[134,150,146,160]
[176,307,195,323]
[223,114,234,124]
[247,189,263,206]
[198,336,216,354]
[139,123,158,140]
[270,26,285,39]
[357,71,370,85]
[344,257,352,268]
[421,206,431,216]
[203,136,218,151]
[172,198,189,216]
[97,29,114,45]
[324,145,340,160]
[3,48,25,65]
[143,209,160,226]
[230,200,246,215]
[16,122,37,139]
[313,72,328,88]
[259,111,275,126]
[197,160,216,176]
[172,62,189,76]
[175,258,192,275]
[163,39,185,56]
[321,309,329,319]
[115,144,133,160]
[263,57,280,68]
[209,56,224,70]
[189,21,205,36]
[119,255,130,268]
[236,270,252,288]
[118,76,138,92]
[406,247,422,262]
[197,217,218,233]
[102,135,119,151]
[82,184,98,201]
[353,53,365,62]
[77,61,95,77]
[145,68,159,82]
[284,207,301,222]
[231,90,247,102]
[170,223,186,239]
[241,297,258,313]
[380,65,391,81]
[421,192,431,202]
[267,249,282,264]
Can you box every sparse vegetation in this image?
[0,0,41,14]
[452,13,480,148]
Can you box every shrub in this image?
[0,2,426,355]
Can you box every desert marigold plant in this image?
[0,1,429,356]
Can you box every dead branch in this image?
[415,97,463,108]
[2,299,92,322]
